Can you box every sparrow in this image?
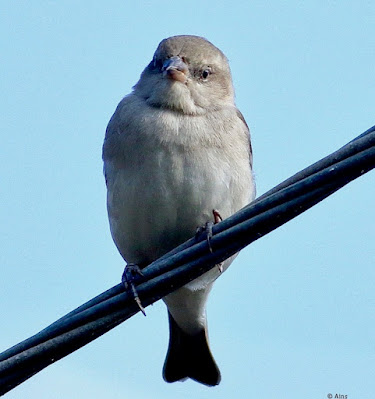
[102,35,255,386]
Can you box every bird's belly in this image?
[107,147,249,265]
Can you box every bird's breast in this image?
[106,110,253,265]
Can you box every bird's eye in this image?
[201,69,211,80]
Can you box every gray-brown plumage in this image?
[103,35,255,386]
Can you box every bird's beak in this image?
[162,56,188,83]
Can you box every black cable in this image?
[0,125,374,395]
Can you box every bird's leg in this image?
[212,209,224,272]
[212,209,223,224]
[196,209,223,254]
[122,263,146,316]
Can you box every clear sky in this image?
[1,1,374,398]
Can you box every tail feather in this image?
[162,311,221,386]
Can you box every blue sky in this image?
[1,1,374,398]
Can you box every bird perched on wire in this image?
[102,35,255,386]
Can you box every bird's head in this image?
[133,35,235,115]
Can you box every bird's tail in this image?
[162,311,221,386]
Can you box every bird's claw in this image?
[212,209,223,224]
[122,264,146,316]
[195,209,223,253]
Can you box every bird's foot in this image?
[195,209,223,253]
[212,209,223,224]
[122,263,146,316]
[217,262,224,273]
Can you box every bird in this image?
[102,35,256,386]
